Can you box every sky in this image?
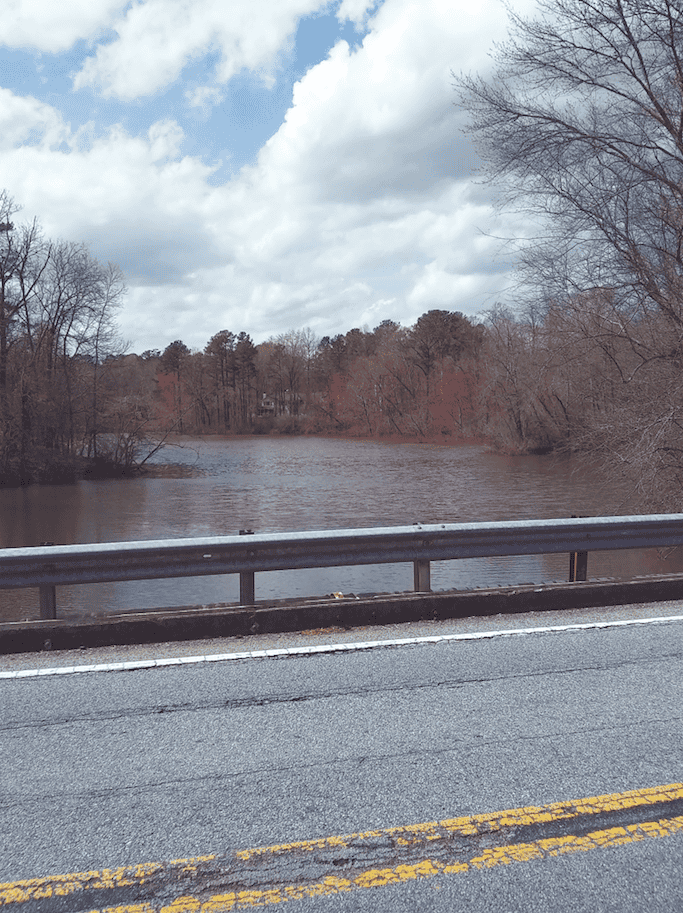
[0,0,536,354]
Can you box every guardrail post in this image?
[569,515,588,581]
[240,573,255,605]
[39,542,57,619]
[39,585,57,619]
[413,559,431,593]
[569,550,588,582]
[239,529,255,605]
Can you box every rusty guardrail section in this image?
[2,514,683,620]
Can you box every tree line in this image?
[132,311,485,442]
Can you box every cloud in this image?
[73,0,331,99]
[0,0,128,53]
[0,0,538,353]
[255,0,499,206]
[185,85,224,112]
[407,261,492,313]
[0,87,68,149]
[0,106,224,288]
[336,0,380,28]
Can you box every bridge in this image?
[2,516,683,907]
[2,513,683,653]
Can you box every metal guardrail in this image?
[1,514,683,620]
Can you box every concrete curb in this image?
[2,575,683,654]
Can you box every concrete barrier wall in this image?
[2,575,682,654]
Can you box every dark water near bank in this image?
[1,437,681,621]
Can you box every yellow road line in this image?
[90,817,683,911]
[3,784,683,909]
[235,781,683,859]
[0,859,216,906]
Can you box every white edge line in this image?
[2,613,683,680]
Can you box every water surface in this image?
[1,437,679,621]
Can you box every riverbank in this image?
[0,431,487,488]
[0,450,205,488]
[0,455,130,488]
[2,425,551,489]
[154,427,485,450]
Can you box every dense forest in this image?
[145,311,485,442]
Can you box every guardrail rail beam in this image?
[2,514,683,618]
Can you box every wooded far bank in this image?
[0,223,671,516]
[0,182,679,512]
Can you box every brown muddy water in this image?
[1,437,681,621]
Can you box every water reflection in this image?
[1,438,681,621]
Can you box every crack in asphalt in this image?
[8,797,683,913]
[3,716,681,808]
[2,650,682,731]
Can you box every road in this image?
[2,609,683,910]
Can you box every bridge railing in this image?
[2,514,683,619]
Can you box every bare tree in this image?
[82,261,127,458]
[455,0,683,505]
[298,326,319,410]
[455,0,683,317]
[0,191,130,482]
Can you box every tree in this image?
[234,332,257,429]
[455,0,683,505]
[87,354,160,470]
[409,311,480,382]
[404,311,483,431]
[258,341,288,416]
[260,330,316,417]
[0,193,52,474]
[205,330,236,428]
[298,326,319,410]
[76,260,127,459]
[0,192,130,482]
[455,0,683,315]
[160,340,190,431]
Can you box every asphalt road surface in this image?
[2,611,683,910]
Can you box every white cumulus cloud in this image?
[0,0,539,352]
[0,87,69,149]
[73,0,332,99]
[1,0,128,53]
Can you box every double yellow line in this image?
[4,783,683,910]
